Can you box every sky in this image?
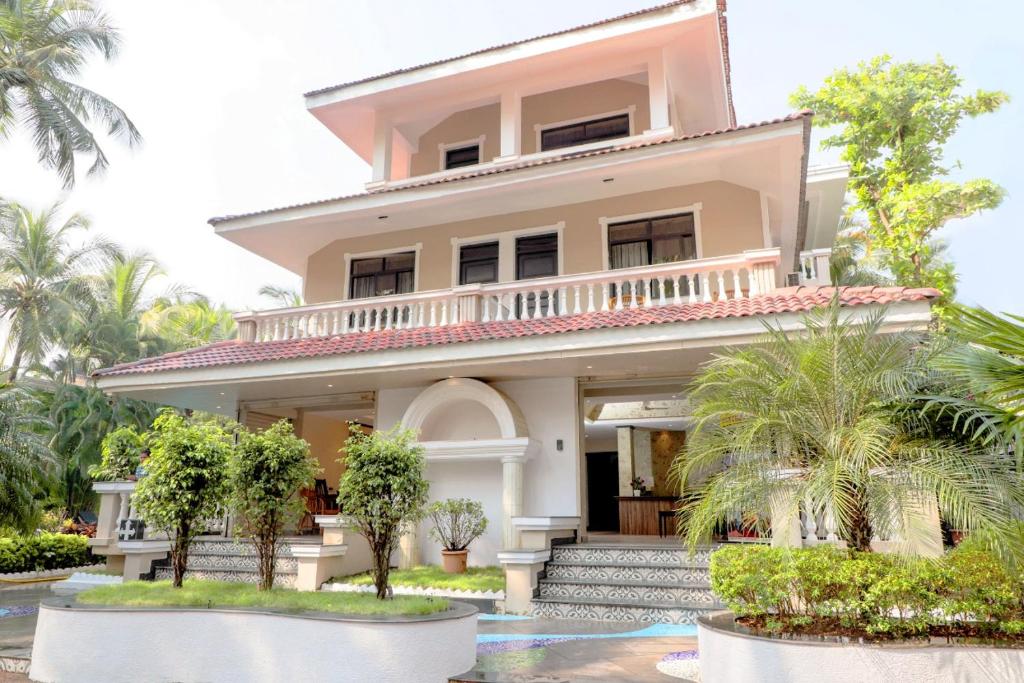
[1,0,1022,314]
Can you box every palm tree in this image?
[0,382,53,529]
[0,200,109,381]
[927,305,1024,463]
[258,284,302,308]
[672,297,1024,556]
[828,216,890,287]
[143,296,235,349]
[0,0,141,187]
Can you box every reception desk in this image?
[616,496,677,536]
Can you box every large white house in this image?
[91,0,937,619]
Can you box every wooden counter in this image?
[616,496,677,536]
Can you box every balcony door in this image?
[515,233,558,317]
[607,213,698,302]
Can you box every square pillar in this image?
[645,49,673,136]
[369,114,393,186]
[501,457,526,549]
[497,549,549,614]
[496,90,522,162]
[293,544,349,591]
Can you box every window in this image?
[444,144,480,170]
[459,242,499,285]
[608,213,697,269]
[540,113,630,152]
[515,233,559,317]
[349,252,415,299]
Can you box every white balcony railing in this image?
[798,248,832,286]
[235,248,782,343]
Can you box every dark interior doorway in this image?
[586,452,620,532]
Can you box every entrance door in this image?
[586,452,620,532]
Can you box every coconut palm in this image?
[143,296,235,350]
[0,0,141,187]
[672,296,1024,557]
[258,284,302,308]
[0,382,53,529]
[926,305,1024,462]
[0,200,110,381]
[828,214,890,287]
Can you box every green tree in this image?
[142,296,235,350]
[337,424,428,599]
[133,410,232,587]
[230,420,318,590]
[258,284,302,308]
[672,297,1023,556]
[791,56,1008,303]
[0,200,110,381]
[0,0,141,187]
[88,424,141,481]
[0,382,52,529]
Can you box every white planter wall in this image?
[30,601,477,683]
[698,616,1024,683]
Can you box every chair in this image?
[658,509,676,538]
[314,478,339,515]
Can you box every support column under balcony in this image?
[496,90,522,163]
[646,49,673,136]
[502,456,526,549]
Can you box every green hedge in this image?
[710,543,1024,639]
[0,533,92,574]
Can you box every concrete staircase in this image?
[153,537,319,588]
[529,543,722,623]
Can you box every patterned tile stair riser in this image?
[530,543,721,624]
[151,538,304,587]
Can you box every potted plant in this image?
[630,476,646,497]
[427,498,487,574]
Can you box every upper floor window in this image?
[459,242,499,285]
[540,113,630,152]
[349,252,415,299]
[516,233,559,279]
[608,213,697,270]
[444,144,480,170]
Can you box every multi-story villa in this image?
[92,0,937,620]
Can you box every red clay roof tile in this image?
[93,286,938,379]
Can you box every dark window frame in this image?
[458,241,499,285]
[348,251,416,300]
[444,143,481,170]
[606,212,698,269]
[539,112,631,152]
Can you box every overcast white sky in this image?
[1,0,1021,313]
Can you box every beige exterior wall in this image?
[521,78,650,155]
[304,180,763,304]
[299,414,347,488]
[406,78,649,177]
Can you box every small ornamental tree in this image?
[427,498,488,551]
[133,410,232,588]
[337,424,428,599]
[89,426,143,481]
[230,420,319,590]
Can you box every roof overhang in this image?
[304,0,729,162]
[213,115,810,276]
[94,297,933,416]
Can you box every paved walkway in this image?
[0,585,699,682]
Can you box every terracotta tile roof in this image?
[93,286,938,379]
[208,109,807,226]
[304,0,732,125]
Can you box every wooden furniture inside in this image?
[616,496,676,535]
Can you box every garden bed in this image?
[32,582,477,683]
[330,564,505,594]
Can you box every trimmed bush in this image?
[711,544,1024,640]
[0,533,91,573]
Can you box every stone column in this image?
[502,456,526,549]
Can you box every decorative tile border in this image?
[154,567,297,588]
[545,562,710,583]
[538,581,718,605]
[0,563,106,589]
[551,546,713,565]
[529,600,711,624]
[0,655,30,674]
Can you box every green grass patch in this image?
[334,565,505,593]
[77,579,448,616]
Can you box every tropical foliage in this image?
[0,0,141,187]
[792,56,1008,306]
[672,297,1024,557]
[0,531,89,572]
[88,425,142,481]
[132,411,233,587]
[229,420,318,590]
[337,424,429,599]
[0,382,51,529]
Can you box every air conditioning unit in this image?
[785,272,802,287]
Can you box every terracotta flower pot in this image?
[441,549,469,574]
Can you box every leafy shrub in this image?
[89,426,144,481]
[427,498,487,551]
[711,544,1024,640]
[0,533,91,573]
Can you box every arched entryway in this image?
[402,378,537,554]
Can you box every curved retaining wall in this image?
[30,598,477,683]
[698,612,1024,683]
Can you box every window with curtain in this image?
[540,113,630,151]
[349,252,415,299]
[607,213,697,269]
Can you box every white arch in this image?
[402,378,528,440]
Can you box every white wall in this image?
[377,376,580,566]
